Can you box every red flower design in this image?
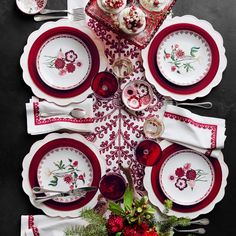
[77,61,82,67]
[169,175,175,181]
[106,215,124,234]
[78,175,84,180]
[184,163,191,170]
[175,167,185,177]
[171,66,176,72]
[175,178,187,191]
[153,0,160,7]
[73,161,78,167]
[70,185,74,190]
[63,174,73,184]
[65,50,78,62]
[36,0,45,8]
[165,53,171,59]
[66,63,76,73]
[186,169,197,180]
[54,58,65,69]
[175,49,185,58]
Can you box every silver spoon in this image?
[40,108,86,118]
[174,228,206,234]
[190,218,210,226]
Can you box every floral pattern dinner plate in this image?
[142,15,227,101]
[36,34,92,91]
[156,29,212,86]
[22,133,106,217]
[20,20,107,106]
[159,149,215,206]
[144,140,228,219]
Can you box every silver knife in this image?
[33,186,97,203]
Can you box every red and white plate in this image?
[144,140,228,219]
[159,149,215,206]
[21,20,107,105]
[156,29,212,86]
[142,15,227,101]
[22,133,106,217]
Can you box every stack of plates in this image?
[144,140,228,219]
[22,133,106,217]
[142,15,227,101]
[20,20,107,105]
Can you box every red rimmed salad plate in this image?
[142,15,227,101]
[22,133,106,217]
[144,140,228,219]
[21,20,107,106]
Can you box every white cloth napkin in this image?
[26,97,95,135]
[160,105,226,158]
[21,215,88,236]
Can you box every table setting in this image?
[4,0,231,235]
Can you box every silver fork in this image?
[34,10,85,22]
[174,228,206,234]
[167,99,213,109]
[40,7,84,15]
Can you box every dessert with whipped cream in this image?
[118,6,146,34]
[139,0,171,12]
[97,0,127,14]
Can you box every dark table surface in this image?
[0,0,235,235]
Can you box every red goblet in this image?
[135,140,162,166]
[99,173,126,201]
[91,71,118,98]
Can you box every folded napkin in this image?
[160,104,226,158]
[26,97,94,135]
[21,215,88,236]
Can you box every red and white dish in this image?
[156,30,212,86]
[118,6,146,35]
[142,15,227,101]
[20,20,107,106]
[139,0,172,12]
[144,140,228,219]
[37,146,94,203]
[22,133,106,217]
[16,0,47,15]
[36,34,92,91]
[122,80,153,111]
[159,149,215,206]
[97,0,127,14]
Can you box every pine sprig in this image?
[64,209,108,236]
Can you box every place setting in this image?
[17,0,230,235]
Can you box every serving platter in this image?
[21,19,107,106]
[22,133,106,217]
[144,140,228,219]
[142,15,227,101]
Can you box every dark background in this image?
[0,0,235,235]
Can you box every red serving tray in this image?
[85,0,177,49]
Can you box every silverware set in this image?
[34,8,85,22]
[32,186,98,203]
[174,218,210,234]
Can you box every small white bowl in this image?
[16,0,47,15]
[122,80,153,111]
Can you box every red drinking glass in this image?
[135,140,162,166]
[91,71,118,98]
[99,173,126,200]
